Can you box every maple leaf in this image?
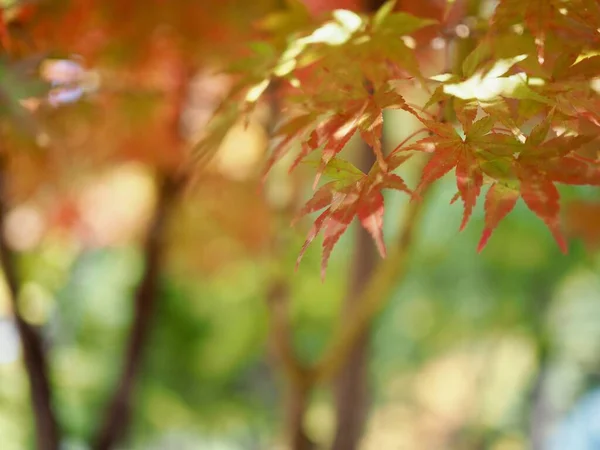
[256,0,313,39]
[194,1,433,173]
[411,111,497,231]
[408,102,600,252]
[508,116,599,251]
[490,0,600,68]
[529,53,600,135]
[477,182,519,251]
[295,155,411,279]
[476,113,598,252]
[493,0,554,35]
[265,79,417,188]
[187,0,600,268]
[549,0,600,42]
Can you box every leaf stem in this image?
[389,127,430,154]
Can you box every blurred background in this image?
[0,0,599,449]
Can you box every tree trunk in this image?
[94,174,181,450]
[287,381,315,450]
[331,4,385,446]
[0,156,60,450]
[331,140,378,450]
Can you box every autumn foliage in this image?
[4,0,597,275]
[194,0,600,274]
[0,1,599,450]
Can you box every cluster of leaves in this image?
[196,0,435,271]
[2,0,596,275]
[196,0,600,273]
[196,0,600,274]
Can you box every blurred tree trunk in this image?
[287,379,315,450]
[330,139,377,450]
[264,81,316,450]
[94,173,183,450]
[94,55,191,449]
[0,157,60,450]
[267,276,315,450]
[330,1,388,447]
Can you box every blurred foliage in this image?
[0,0,599,450]
[1,106,598,449]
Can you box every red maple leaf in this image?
[266,80,416,188]
[510,117,598,251]
[411,111,496,231]
[409,106,600,252]
[295,154,411,278]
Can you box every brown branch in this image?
[286,381,315,450]
[319,0,462,388]
[266,261,315,450]
[267,278,315,450]
[93,173,183,450]
[267,279,310,388]
[327,10,431,445]
[330,0,390,433]
[0,156,60,450]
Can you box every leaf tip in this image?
[477,228,492,253]
[553,231,568,254]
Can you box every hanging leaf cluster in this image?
[193,0,600,272]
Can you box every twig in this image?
[266,278,310,388]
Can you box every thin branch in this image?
[264,81,307,386]
[389,127,430,154]
[313,21,454,385]
[0,155,60,450]
[267,280,316,450]
[286,381,315,450]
